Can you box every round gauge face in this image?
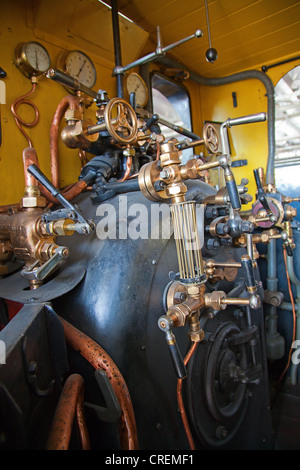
[24,42,51,73]
[126,73,148,107]
[63,50,97,88]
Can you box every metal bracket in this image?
[22,336,55,397]
[84,369,121,423]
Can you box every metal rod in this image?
[204,0,212,48]
[157,117,201,140]
[262,54,300,73]
[111,0,124,98]
[113,29,202,76]
[46,68,99,101]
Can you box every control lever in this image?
[158,315,187,379]
[240,254,261,308]
[142,114,159,132]
[253,168,276,223]
[218,155,241,211]
[21,245,70,282]
[220,112,267,156]
[27,164,94,234]
[281,230,294,257]
[217,113,267,210]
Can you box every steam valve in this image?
[158,315,187,379]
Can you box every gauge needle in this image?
[35,50,38,70]
[77,60,86,78]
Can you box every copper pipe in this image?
[118,156,132,182]
[39,179,87,204]
[11,82,39,148]
[46,373,90,450]
[279,247,296,382]
[78,149,88,170]
[22,146,87,204]
[50,95,80,188]
[177,342,198,450]
[58,316,138,450]
[0,204,20,213]
[23,147,39,187]
[156,142,161,160]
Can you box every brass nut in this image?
[186,283,205,297]
[189,329,205,342]
[204,291,227,311]
[123,147,136,157]
[52,219,75,236]
[21,196,47,208]
[260,232,269,243]
[64,108,84,122]
[167,304,191,327]
[166,183,187,197]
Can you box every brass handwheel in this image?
[104,98,138,144]
[203,123,219,153]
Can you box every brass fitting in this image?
[188,313,205,342]
[21,185,47,209]
[285,205,297,221]
[61,118,99,149]
[138,141,219,203]
[64,107,84,123]
[167,295,204,327]
[204,291,227,311]
[39,219,75,237]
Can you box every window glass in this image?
[151,73,193,162]
[275,65,300,220]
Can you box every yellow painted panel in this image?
[199,79,269,207]
[0,0,132,205]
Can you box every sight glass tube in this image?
[170,200,206,284]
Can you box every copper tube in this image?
[279,248,296,382]
[0,204,20,213]
[22,146,87,204]
[23,147,39,187]
[177,342,198,450]
[118,156,132,182]
[58,316,138,450]
[11,82,39,148]
[50,95,80,188]
[39,179,87,204]
[156,142,161,160]
[46,373,90,450]
[78,149,88,170]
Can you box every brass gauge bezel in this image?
[15,41,51,79]
[125,72,149,107]
[56,49,97,90]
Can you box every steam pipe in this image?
[57,314,138,450]
[50,95,81,188]
[23,147,87,205]
[140,58,276,185]
[111,0,124,98]
[46,373,90,450]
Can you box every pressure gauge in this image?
[56,50,97,89]
[125,72,148,107]
[15,41,51,78]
